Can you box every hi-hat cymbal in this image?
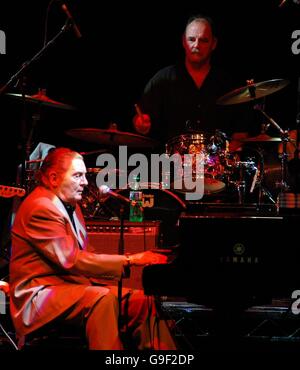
[217,79,289,105]
[242,134,282,142]
[66,128,159,148]
[6,90,76,110]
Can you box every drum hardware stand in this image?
[162,148,171,189]
[287,98,300,191]
[235,165,247,205]
[23,110,43,192]
[117,205,126,331]
[254,147,276,205]
[236,181,246,204]
[276,134,291,192]
[254,106,296,194]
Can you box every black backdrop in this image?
[0,0,300,242]
[1,1,300,164]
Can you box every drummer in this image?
[133,14,251,152]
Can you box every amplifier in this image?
[86,220,161,289]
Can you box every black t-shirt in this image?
[139,63,252,146]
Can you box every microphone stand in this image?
[0,20,73,187]
[0,20,72,96]
[118,204,125,330]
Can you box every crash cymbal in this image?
[66,128,159,148]
[6,89,76,110]
[242,134,282,142]
[217,79,289,105]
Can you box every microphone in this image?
[58,1,82,39]
[99,185,130,204]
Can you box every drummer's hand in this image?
[127,250,167,266]
[133,113,151,135]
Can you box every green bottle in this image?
[129,175,144,222]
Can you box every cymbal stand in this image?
[118,205,125,331]
[253,146,276,205]
[254,106,296,193]
[278,132,291,192]
[23,109,43,193]
[235,164,246,205]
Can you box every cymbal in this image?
[217,79,289,105]
[6,90,76,110]
[242,134,282,142]
[66,128,159,148]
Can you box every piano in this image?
[143,203,300,309]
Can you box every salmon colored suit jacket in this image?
[9,186,126,337]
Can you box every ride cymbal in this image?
[217,79,289,105]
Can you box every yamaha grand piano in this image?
[143,201,300,309]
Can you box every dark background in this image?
[0,0,300,248]
[1,1,300,169]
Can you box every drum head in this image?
[204,178,226,194]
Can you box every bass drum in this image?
[101,183,186,247]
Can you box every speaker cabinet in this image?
[86,220,160,289]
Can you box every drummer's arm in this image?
[229,131,249,152]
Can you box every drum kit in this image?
[4,78,295,216]
[70,78,295,216]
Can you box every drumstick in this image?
[134,103,144,122]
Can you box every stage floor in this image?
[160,297,300,352]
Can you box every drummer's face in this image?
[183,19,217,66]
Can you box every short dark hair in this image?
[184,14,216,37]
